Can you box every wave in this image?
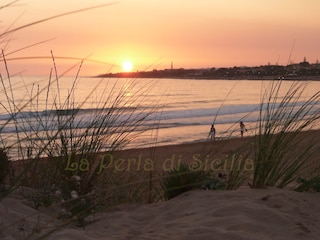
[1,100,318,134]
[0,106,151,121]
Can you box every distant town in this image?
[96,58,320,80]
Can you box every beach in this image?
[1,130,320,239]
[2,1,320,239]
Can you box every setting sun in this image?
[122,61,133,72]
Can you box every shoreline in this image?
[77,128,320,175]
[7,128,319,193]
[94,75,320,81]
[113,128,320,156]
[10,128,320,164]
[95,63,320,81]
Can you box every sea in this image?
[1,76,319,160]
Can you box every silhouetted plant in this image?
[161,164,207,200]
[201,177,226,190]
[0,1,161,234]
[295,177,320,192]
[0,148,9,185]
[252,80,320,188]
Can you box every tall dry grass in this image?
[1,2,164,237]
[252,80,320,188]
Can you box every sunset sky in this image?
[1,0,320,76]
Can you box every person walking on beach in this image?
[240,121,247,138]
[210,124,216,141]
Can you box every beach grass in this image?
[1,2,162,235]
[252,80,320,188]
[0,61,160,226]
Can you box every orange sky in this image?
[1,0,320,76]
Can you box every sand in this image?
[1,131,320,239]
[1,188,320,239]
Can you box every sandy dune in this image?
[1,188,320,240]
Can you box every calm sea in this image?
[1,76,319,159]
